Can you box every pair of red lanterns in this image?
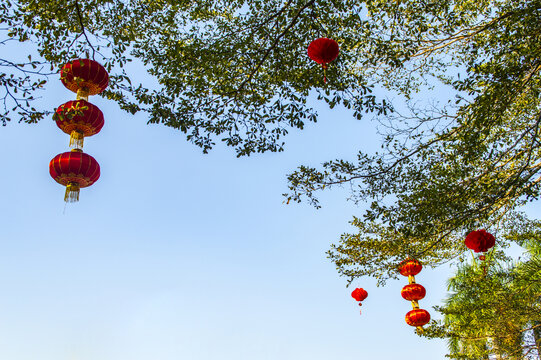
[49,59,109,202]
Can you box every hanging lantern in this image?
[351,288,368,302]
[50,59,107,203]
[398,258,422,281]
[399,258,430,331]
[465,229,495,275]
[53,100,104,149]
[60,59,109,100]
[351,287,368,315]
[401,283,426,301]
[49,150,100,202]
[465,229,495,253]
[405,309,431,327]
[307,38,339,83]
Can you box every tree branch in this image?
[74,0,96,59]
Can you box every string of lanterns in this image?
[398,258,431,331]
[49,59,109,202]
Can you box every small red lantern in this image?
[60,59,109,100]
[401,284,426,301]
[54,100,104,149]
[351,287,368,315]
[398,258,423,277]
[405,309,431,327]
[351,288,368,302]
[49,150,100,202]
[307,38,339,83]
[465,229,495,253]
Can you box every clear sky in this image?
[0,56,459,359]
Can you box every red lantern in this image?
[465,229,495,253]
[398,258,422,277]
[307,38,339,83]
[53,100,104,149]
[49,150,100,202]
[401,284,426,301]
[351,288,368,302]
[405,309,430,327]
[60,59,109,100]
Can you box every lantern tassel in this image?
[64,182,80,202]
[322,63,328,83]
[69,130,84,149]
[76,87,89,101]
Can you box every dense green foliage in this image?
[285,0,541,283]
[423,235,541,359]
[1,0,386,155]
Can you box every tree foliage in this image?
[285,0,541,282]
[423,239,541,359]
[1,0,387,155]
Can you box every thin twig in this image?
[235,0,315,94]
[74,0,96,59]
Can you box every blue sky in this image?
[0,56,463,359]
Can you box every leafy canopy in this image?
[285,0,541,283]
[1,0,385,156]
[3,0,541,297]
[424,239,541,359]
